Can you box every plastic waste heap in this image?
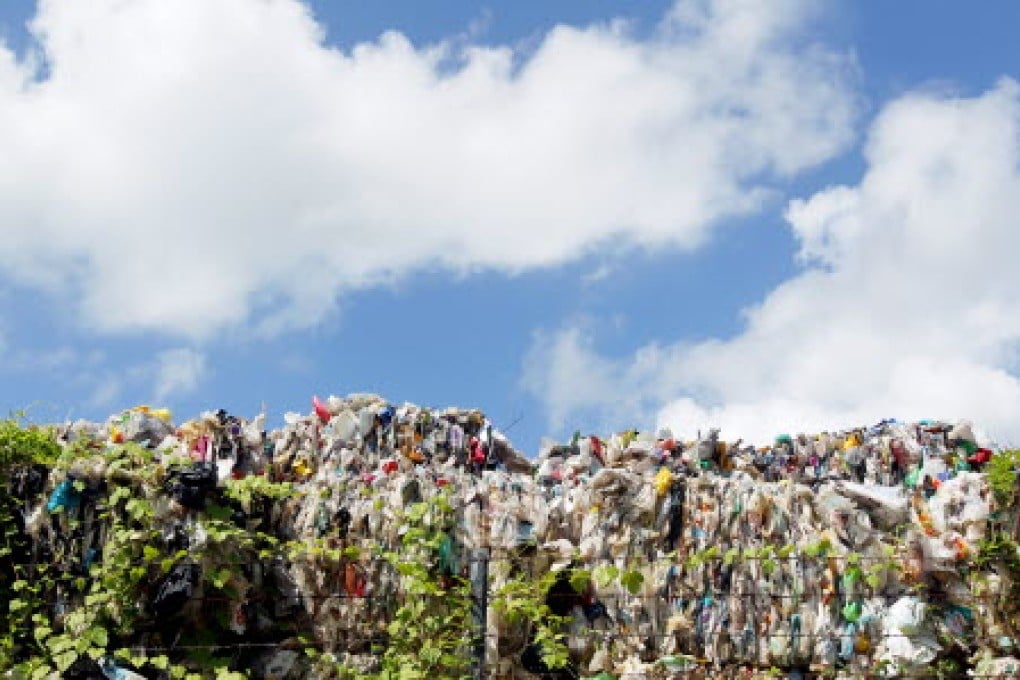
[1,394,1019,679]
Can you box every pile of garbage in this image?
[2,394,1019,679]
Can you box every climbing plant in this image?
[492,566,573,672]
[0,415,64,672]
[324,491,475,680]
[0,417,308,678]
[987,449,1020,508]
[0,414,61,469]
[372,492,473,679]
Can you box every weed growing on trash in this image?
[0,416,63,671]
[974,531,1020,635]
[987,449,1020,507]
[361,492,473,679]
[492,567,572,671]
[0,414,61,468]
[0,419,299,678]
[2,431,199,677]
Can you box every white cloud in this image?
[153,348,206,402]
[0,0,855,338]
[88,375,123,409]
[68,347,206,410]
[521,325,686,431]
[0,337,101,375]
[580,263,614,286]
[525,80,1020,446]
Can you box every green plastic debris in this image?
[958,439,978,456]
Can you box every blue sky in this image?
[1,0,1020,450]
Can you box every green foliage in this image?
[223,475,295,510]
[974,531,1020,635]
[975,532,1020,570]
[492,568,571,672]
[0,462,208,678]
[592,564,619,589]
[0,417,301,677]
[802,537,831,559]
[987,449,1020,507]
[939,658,963,677]
[620,568,644,594]
[364,492,473,680]
[0,414,61,469]
[975,531,1020,592]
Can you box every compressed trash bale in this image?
[2,399,1018,679]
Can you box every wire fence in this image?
[4,549,1018,678]
[2,457,1018,678]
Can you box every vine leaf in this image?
[621,570,644,595]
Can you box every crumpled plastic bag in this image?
[834,481,908,528]
[879,596,940,669]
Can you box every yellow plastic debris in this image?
[655,467,673,496]
[292,458,312,477]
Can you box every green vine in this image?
[974,531,1020,634]
[0,419,59,468]
[987,449,1020,507]
[330,492,473,680]
[0,417,309,678]
[492,567,573,672]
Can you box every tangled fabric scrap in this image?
[2,393,1019,679]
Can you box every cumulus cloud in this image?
[0,0,855,338]
[153,348,207,402]
[62,347,206,409]
[524,80,1020,445]
[521,325,686,430]
[0,340,89,374]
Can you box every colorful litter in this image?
[1,396,1018,678]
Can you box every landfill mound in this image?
[1,394,1019,679]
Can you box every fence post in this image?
[470,547,489,680]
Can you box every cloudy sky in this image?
[1,0,1018,449]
